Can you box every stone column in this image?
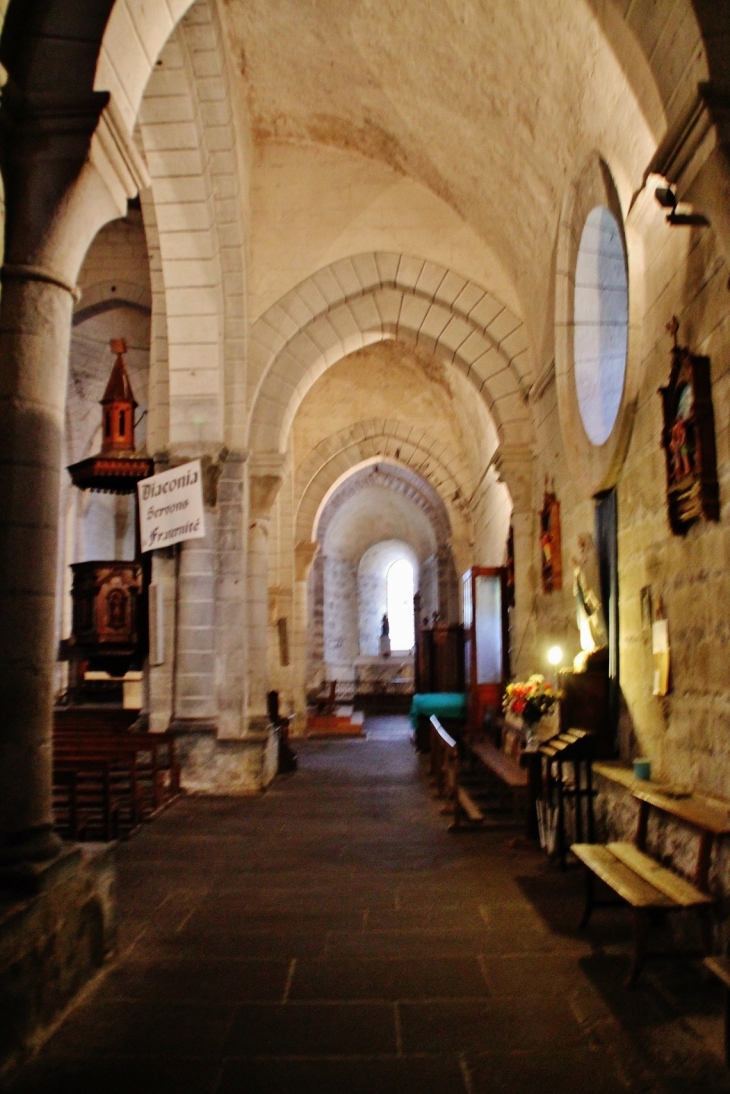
[495,445,535,679]
[173,517,218,730]
[291,541,319,733]
[0,274,75,863]
[0,93,148,866]
[246,453,287,732]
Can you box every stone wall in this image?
[530,203,730,797]
[617,215,730,795]
[0,846,117,1076]
[323,555,358,671]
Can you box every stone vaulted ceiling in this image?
[224,0,664,336]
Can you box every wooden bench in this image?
[429,716,484,830]
[572,779,724,985]
[467,737,529,825]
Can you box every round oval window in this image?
[573,206,628,446]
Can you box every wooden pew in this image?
[572,780,723,985]
[53,760,121,841]
[54,744,145,833]
[429,716,484,830]
[467,737,529,824]
[54,729,180,803]
[54,707,139,733]
[53,727,181,840]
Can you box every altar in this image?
[353,655,414,709]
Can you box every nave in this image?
[6,718,728,1094]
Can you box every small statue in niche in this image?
[572,534,607,671]
[379,613,391,658]
[539,480,562,593]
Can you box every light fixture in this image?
[547,645,563,667]
[655,184,708,227]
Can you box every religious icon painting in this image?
[539,484,562,593]
[659,317,719,535]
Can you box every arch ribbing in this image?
[248,253,532,454]
[295,421,471,547]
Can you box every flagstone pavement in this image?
[6,716,729,1093]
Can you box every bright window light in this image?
[386,558,415,650]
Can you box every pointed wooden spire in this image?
[101,339,137,454]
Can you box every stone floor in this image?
[6,716,730,1093]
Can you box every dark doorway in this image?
[594,488,619,751]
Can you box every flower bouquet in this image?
[503,674,560,729]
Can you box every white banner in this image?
[137,459,205,552]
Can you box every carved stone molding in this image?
[91,97,151,216]
[494,445,534,515]
[294,540,319,582]
[249,451,288,520]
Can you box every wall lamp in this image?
[655,185,709,228]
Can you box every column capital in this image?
[1,89,150,287]
[493,444,533,515]
[294,540,319,582]
[249,451,288,520]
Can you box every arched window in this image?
[573,205,628,446]
[386,558,415,650]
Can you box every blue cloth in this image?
[409,692,467,730]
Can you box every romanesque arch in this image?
[294,420,471,553]
[136,0,247,451]
[248,253,532,459]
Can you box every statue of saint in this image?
[572,534,607,670]
[379,613,391,658]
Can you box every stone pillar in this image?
[0,93,148,866]
[246,453,286,732]
[173,517,218,730]
[495,445,535,679]
[0,274,74,863]
[215,451,247,738]
[291,541,319,733]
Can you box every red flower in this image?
[512,698,526,714]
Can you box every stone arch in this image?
[248,253,533,456]
[94,1,199,133]
[73,281,151,325]
[136,0,246,449]
[294,422,472,564]
[315,460,453,554]
[306,459,462,686]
